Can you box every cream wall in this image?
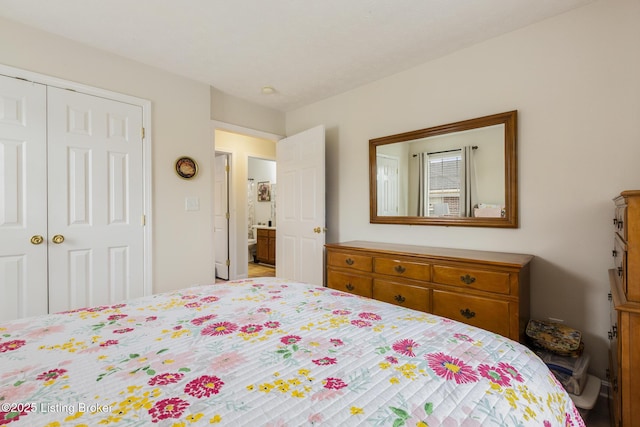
[211,87,285,136]
[0,17,214,294]
[285,0,640,378]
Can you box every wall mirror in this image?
[369,110,517,228]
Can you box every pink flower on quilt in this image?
[497,362,524,383]
[87,306,110,312]
[146,316,158,322]
[257,307,272,313]
[148,372,185,386]
[210,351,247,372]
[201,322,238,336]
[392,339,419,357]
[181,295,198,300]
[312,357,337,366]
[280,335,301,345]
[184,302,201,309]
[25,325,66,339]
[240,324,263,334]
[323,377,348,390]
[0,340,26,353]
[184,375,224,398]
[543,421,552,427]
[107,314,128,321]
[191,314,217,326]
[358,312,381,321]
[111,303,127,309]
[199,295,219,303]
[426,352,479,384]
[385,356,399,364]
[330,339,344,347]
[148,397,189,422]
[332,310,351,316]
[350,319,372,328]
[0,409,29,424]
[478,364,511,387]
[453,333,474,342]
[113,328,134,334]
[264,321,280,329]
[36,369,67,381]
[100,340,119,347]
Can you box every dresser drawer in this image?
[613,235,627,295]
[432,265,510,294]
[327,270,372,297]
[374,257,431,281]
[432,290,510,337]
[327,251,373,273]
[614,201,627,241]
[373,280,430,312]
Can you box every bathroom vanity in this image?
[255,227,276,265]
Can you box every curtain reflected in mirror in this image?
[370,111,517,228]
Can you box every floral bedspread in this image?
[0,278,584,426]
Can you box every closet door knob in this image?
[30,235,44,245]
[52,234,65,244]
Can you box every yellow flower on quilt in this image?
[209,414,222,423]
[186,413,204,423]
[350,407,364,415]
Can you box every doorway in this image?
[212,123,280,280]
[247,157,276,277]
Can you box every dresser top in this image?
[326,241,534,267]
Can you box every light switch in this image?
[185,197,200,211]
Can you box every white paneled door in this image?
[213,152,229,280]
[0,77,48,320]
[0,75,145,320]
[276,125,325,285]
[47,87,144,313]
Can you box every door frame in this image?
[211,120,282,280]
[0,63,154,296]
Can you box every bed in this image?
[1,277,584,426]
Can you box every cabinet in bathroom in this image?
[256,228,276,265]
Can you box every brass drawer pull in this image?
[345,258,354,266]
[345,283,355,291]
[394,265,406,274]
[460,274,476,285]
[394,294,406,303]
[612,249,618,257]
[460,308,476,319]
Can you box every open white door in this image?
[276,125,325,285]
[214,153,230,280]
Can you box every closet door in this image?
[47,87,145,313]
[0,76,48,321]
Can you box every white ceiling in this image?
[0,0,595,112]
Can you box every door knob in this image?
[52,234,65,244]
[30,235,44,245]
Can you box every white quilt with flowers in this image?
[0,277,584,426]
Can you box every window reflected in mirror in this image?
[370,111,517,228]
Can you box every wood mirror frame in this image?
[369,110,518,228]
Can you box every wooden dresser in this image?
[608,190,640,427]
[325,241,533,342]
